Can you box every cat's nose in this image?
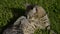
[46,25,50,30]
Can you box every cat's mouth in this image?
[46,25,50,30]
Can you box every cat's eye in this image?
[44,22,46,24]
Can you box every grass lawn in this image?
[0,0,60,34]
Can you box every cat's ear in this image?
[32,7,36,13]
[25,4,30,7]
[24,3,31,9]
[25,4,34,12]
[35,6,38,13]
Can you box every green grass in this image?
[0,0,60,34]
